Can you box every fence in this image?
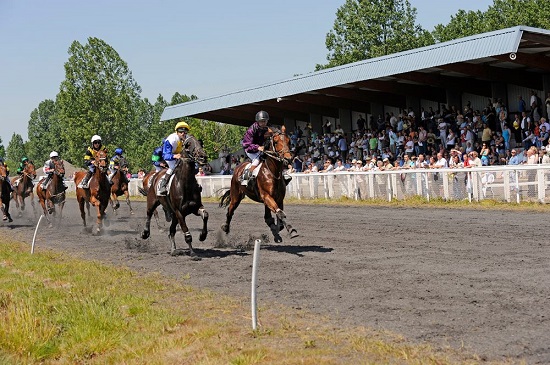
[62,165,550,204]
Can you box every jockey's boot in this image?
[107,172,115,185]
[283,173,292,186]
[81,171,93,188]
[41,174,51,190]
[241,167,251,186]
[157,172,171,195]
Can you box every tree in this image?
[433,0,550,43]
[56,37,142,166]
[0,137,5,159]
[5,133,26,172]
[26,99,60,164]
[316,0,434,70]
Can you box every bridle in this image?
[181,136,207,165]
[263,130,291,163]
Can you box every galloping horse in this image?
[219,126,298,243]
[141,136,208,257]
[36,158,66,226]
[0,164,13,222]
[11,160,37,216]
[74,150,111,234]
[109,158,134,215]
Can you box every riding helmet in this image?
[114,148,123,155]
[255,110,269,122]
[91,135,102,143]
[175,121,190,132]
[49,151,59,158]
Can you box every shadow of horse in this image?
[36,159,66,227]
[141,135,208,258]
[219,126,298,243]
[0,164,13,222]
[109,159,134,216]
[262,245,334,257]
[74,149,111,235]
[11,160,37,217]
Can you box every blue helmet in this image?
[114,148,123,155]
[153,146,163,155]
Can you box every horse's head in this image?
[54,159,66,176]
[24,161,36,179]
[0,164,6,180]
[265,126,293,165]
[95,150,109,172]
[183,136,208,166]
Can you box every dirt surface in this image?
[2,199,549,364]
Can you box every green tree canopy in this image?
[5,133,27,171]
[433,0,550,42]
[317,0,434,70]
[56,37,142,166]
[26,99,60,164]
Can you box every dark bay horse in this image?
[109,158,134,215]
[74,150,111,234]
[36,159,66,227]
[141,136,208,257]
[219,126,298,243]
[11,160,37,216]
[0,164,12,222]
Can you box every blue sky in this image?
[0,0,494,146]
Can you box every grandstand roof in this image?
[161,26,550,126]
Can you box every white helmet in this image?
[91,135,102,143]
[49,151,59,158]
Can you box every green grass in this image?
[0,240,509,364]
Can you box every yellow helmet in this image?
[175,121,190,132]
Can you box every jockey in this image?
[157,121,190,195]
[0,157,13,192]
[151,146,166,173]
[14,157,29,187]
[42,151,66,190]
[81,134,108,188]
[108,147,125,184]
[241,110,270,185]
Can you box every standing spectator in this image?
[438,118,448,150]
[337,135,348,162]
[518,95,526,114]
[356,115,366,133]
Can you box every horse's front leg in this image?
[264,205,282,243]
[124,191,134,215]
[141,199,160,239]
[95,204,103,235]
[276,201,298,239]
[195,206,208,241]
[173,209,198,259]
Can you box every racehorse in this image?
[141,136,208,257]
[74,150,111,234]
[219,126,298,243]
[0,164,13,222]
[109,158,134,215]
[11,160,37,216]
[36,158,66,227]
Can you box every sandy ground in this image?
[2,199,549,364]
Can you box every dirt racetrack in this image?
[2,199,549,364]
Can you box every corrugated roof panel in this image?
[161,26,544,121]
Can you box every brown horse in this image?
[11,160,37,216]
[36,159,66,227]
[109,159,133,215]
[219,126,298,243]
[74,150,111,234]
[141,136,208,257]
[0,164,12,222]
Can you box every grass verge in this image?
[0,239,503,364]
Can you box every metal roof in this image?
[161,26,550,124]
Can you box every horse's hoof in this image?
[130,211,135,215]
[274,235,283,243]
[141,230,150,239]
[290,230,299,239]
[199,232,207,241]
[2,215,7,221]
[221,224,229,234]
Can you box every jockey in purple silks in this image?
[240,111,270,185]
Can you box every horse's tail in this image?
[219,189,231,208]
[137,186,148,196]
